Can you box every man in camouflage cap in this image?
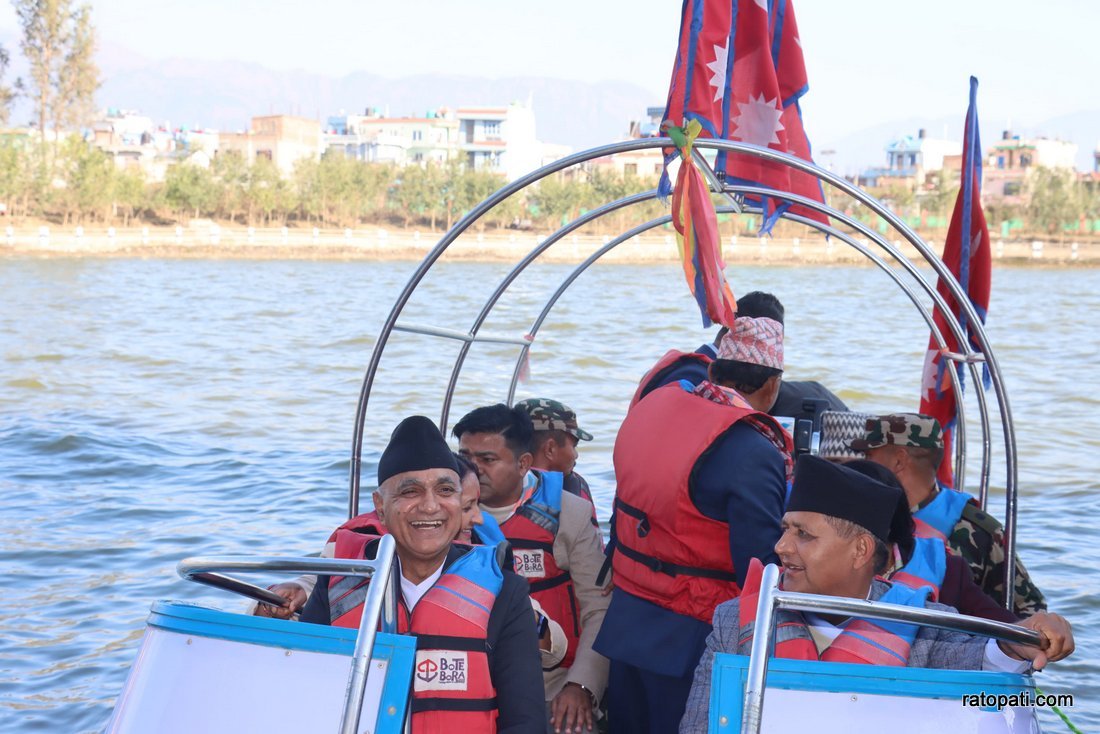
[515,398,596,506]
[852,412,1046,618]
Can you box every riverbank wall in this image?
[1,224,1096,265]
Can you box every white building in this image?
[325,108,459,166]
[456,102,541,181]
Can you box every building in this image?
[858,129,961,189]
[218,115,322,176]
[976,130,1078,205]
[588,105,666,180]
[89,109,169,175]
[456,102,541,181]
[324,108,459,166]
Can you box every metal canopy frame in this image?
[348,138,1019,610]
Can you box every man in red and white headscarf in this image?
[595,316,794,734]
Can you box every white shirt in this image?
[803,613,1030,673]
[398,559,445,611]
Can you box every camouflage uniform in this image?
[849,413,1047,618]
[514,398,596,507]
[922,491,1047,617]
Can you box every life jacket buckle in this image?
[636,517,650,538]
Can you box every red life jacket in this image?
[612,382,789,623]
[326,510,386,544]
[327,531,501,733]
[630,349,713,407]
[736,558,929,666]
[497,469,581,670]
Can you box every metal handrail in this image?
[393,323,534,346]
[177,534,399,734]
[742,563,1039,734]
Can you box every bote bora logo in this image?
[416,658,439,683]
[414,651,471,691]
[513,549,546,578]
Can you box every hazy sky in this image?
[0,0,1095,147]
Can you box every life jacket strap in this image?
[614,537,738,581]
[528,572,572,593]
[414,634,490,652]
[410,697,498,713]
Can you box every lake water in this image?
[1,256,1097,732]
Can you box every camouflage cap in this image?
[847,413,944,452]
[514,398,593,441]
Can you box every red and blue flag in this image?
[919,76,992,488]
[659,0,828,326]
[660,0,828,233]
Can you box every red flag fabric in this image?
[918,77,991,488]
[660,0,828,234]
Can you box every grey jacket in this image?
[679,579,993,733]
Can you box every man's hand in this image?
[253,582,307,620]
[998,612,1075,670]
[550,682,595,733]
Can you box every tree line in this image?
[2,135,1098,239]
[0,139,674,230]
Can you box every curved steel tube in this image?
[504,183,986,498]
[350,137,1017,607]
[742,563,1039,734]
[178,535,399,734]
[697,139,1018,605]
[506,207,969,462]
[348,139,669,515]
[730,181,998,501]
[437,190,657,438]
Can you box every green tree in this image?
[210,151,248,223]
[447,163,503,229]
[64,137,114,222]
[292,157,322,224]
[242,156,287,225]
[392,162,442,228]
[315,154,358,226]
[112,166,145,225]
[356,160,393,222]
[1025,166,1082,239]
[0,139,49,219]
[14,0,101,138]
[921,171,958,227]
[164,162,217,222]
[531,173,581,226]
[0,46,16,124]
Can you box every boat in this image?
[104,135,1051,732]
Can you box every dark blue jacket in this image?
[595,419,786,678]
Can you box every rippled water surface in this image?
[1,256,1097,731]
